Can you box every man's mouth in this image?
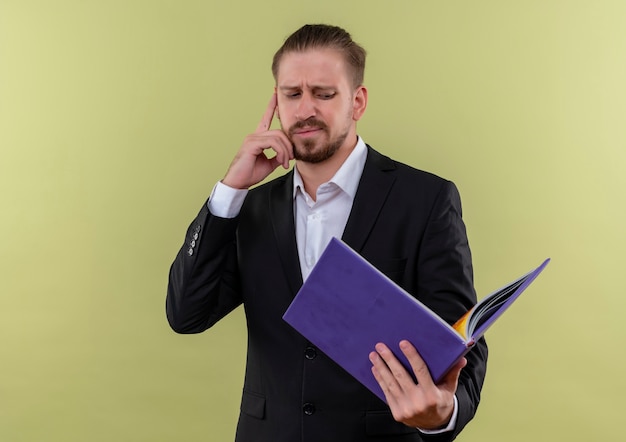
[293,127,323,137]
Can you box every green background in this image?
[1,1,624,440]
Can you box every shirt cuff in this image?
[417,395,458,434]
[207,181,248,218]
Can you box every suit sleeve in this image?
[166,202,243,334]
[418,181,488,441]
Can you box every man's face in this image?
[275,48,366,163]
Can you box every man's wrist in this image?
[416,395,458,434]
[207,181,248,218]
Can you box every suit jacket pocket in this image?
[240,390,266,419]
[365,410,417,436]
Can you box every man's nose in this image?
[295,94,316,121]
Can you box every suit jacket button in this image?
[187,247,194,256]
[304,346,317,360]
[302,403,315,416]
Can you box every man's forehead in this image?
[276,48,350,86]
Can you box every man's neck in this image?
[295,136,358,201]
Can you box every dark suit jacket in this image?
[167,145,488,442]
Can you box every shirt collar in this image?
[293,136,368,200]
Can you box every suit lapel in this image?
[342,146,397,252]
[269,172,304,296]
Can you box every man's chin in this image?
[291,132,347,164]
[294,149,324,164]
[294,146,339,164]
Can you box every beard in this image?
[287,118,350,164]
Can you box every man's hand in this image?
[222,93,294,189]
[369,340,466,430]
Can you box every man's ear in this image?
[352,86,368,121]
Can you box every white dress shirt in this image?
[291,137,367,281]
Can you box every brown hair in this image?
[271,24,367,88]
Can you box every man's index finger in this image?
[255,93,278,133]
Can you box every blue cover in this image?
[283,238,469,402]
[283,238,549,403]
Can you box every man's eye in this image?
[287,92,301,98]
[317,93,335,99]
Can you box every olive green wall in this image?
[1,1,624,440]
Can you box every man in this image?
[167,24,487,441]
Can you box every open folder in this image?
[283,237,549,403]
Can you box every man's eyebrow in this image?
[277,85,337,91]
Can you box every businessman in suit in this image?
[167,24,487,441]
